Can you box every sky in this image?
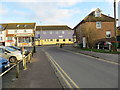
[0,0,120,28]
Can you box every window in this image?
[50,32,52,34]
[43,32,46,34]
[96,22,101,29]
[24,30,27,33]
[0,37,2,41]
[7,37,12,40]
[44,39,46,42]
[50,39,53,41]
[62,31,65,34]
[24,25,27,27]
[68,32,71,34]
[95,11,101,17]
[15,30,17,33]
[106,31,111,38]
[63,39,65,41]
[56,39,59,42]
[16,25,20,27]
[56,31,58,34]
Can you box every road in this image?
[41,46,118,88]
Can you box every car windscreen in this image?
[5,47,16,52]
[9,46,21,50]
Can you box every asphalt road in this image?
[42,46,118,88]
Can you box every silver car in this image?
[0,46,23,63]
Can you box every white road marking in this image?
[61,49,119,65]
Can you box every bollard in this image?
[28,53,31,63]
[23,57,27,70]
[22,47,27,70]
[16,61,19,78]
[33,45,36,53]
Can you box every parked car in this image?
[0,57,10,73]
[0,46,24,63]
[8,46,29,56]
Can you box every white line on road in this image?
[61,49,119,65]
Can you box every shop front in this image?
[15,34,34,47]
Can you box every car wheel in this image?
[9,57,17,63]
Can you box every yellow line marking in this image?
[61,49,119,65]
[42,49,80,89]
[50,55,80,88]
[46,53,73,88]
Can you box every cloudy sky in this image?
[0,0,120,28]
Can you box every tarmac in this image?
[62,46,119,63]
[2,47,62,88]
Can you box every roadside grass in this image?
[79,48,120,54]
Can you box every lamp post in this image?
[114,0,117,51]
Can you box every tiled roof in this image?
[36,25,72,31]
[73,8,115,29]
[0,24,8,31]
[4,23,36,29]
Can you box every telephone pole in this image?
[114,0,117,51]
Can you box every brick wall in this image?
[75,21,115,47]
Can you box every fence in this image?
[0,47,35,78]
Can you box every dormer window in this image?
[16,25,20,27]
[94,8,102,17]
[95,11,101,17]
[24,25,27,27]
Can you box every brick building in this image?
[117,26,120,42]
[73,8,115,49]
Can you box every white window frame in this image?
[50,31,52,34]
[24,30,27,33]
[56,31,58,34]
[62,31,65,34]
[0,37,2,41]
[43,32,46,34]
[96,22,101,29]
[95,11,101,17]
[106,31,111,38]
[15,30,17,33]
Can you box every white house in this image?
[5,23,36,47]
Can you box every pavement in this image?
[62,45,119,63]
[2,47,62,88]
[43,46,118,88]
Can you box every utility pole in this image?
[114,0,117,51]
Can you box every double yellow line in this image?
[42,49,80,89]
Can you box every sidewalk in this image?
[4,47,62,88]
[62,46,119,63]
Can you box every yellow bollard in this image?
[28,53,31,63]
[16,61,19,78]
[23,57,27,70]
[22,47,27,70]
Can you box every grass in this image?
[79,48,120,54]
